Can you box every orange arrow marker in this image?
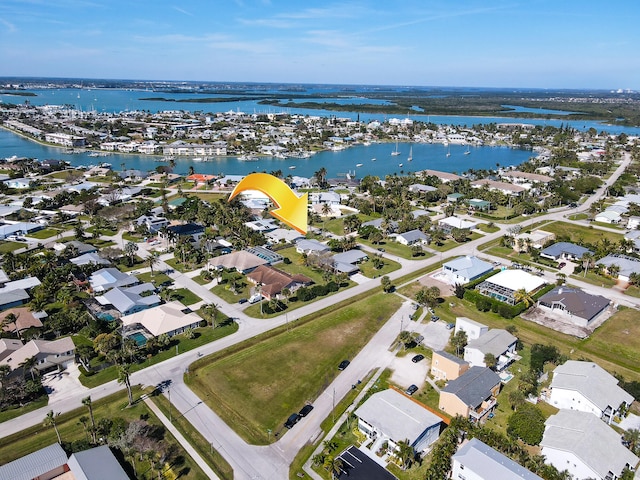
[228,173,308,234]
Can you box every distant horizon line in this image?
[0,75,634,94]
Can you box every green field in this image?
[542,221,622,244]
[187,292,403,445]
[0,389,208,480]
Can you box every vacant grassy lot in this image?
[187,292,402,445]
[358,256,402,278]
[0,389,207,480]
[27,228,63,239]
[542,221,622,244]
[357,237,424,260]
[172,287,202,305]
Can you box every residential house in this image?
[452,438,543,480]
[246,265,312,300]
[95,284,161,316]
[295,239,330,256]
[265,228,304,245]
[396,229,429,246]
[438,216,478,234]
[332,249,368,275]
[439,367,502,421]
[596,254,640,282]
[447,193,465,203]
[361,218,398,233]
[159,222,205,246]
[537,287,610,327]
[53,240,97,256]
[549,360,633,424]
[454,317,488,341]
[476,269,546,305]
[0,443,69,480]
[464,329,518,370]
[355,389,442,454]
[512,230,556,251]
[3,177,32,189]
[419,169,463,183]
[501,170,554,186]
[0,306,44,336]
[69,252,111,267]
[431,350,470,381]
[121,301,203,338]
[89,268,139,293]
[627,216,640,230]
[0,338,23,362]
[540,242,593,261]
[0,288,30,311]
[409,184,438,194]
[67,445,130,480]
[441,256,494,285]
[207,250,268,274]
[471,179,526,196]
[594,210,622,224]
[540,410,639,480]
[310,191,341,205]
[0,337,76,375]
[245,219,279,233]
[133,214,170,234]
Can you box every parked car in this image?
[238,298,248,304]
[338,360,350,370]
[558,262,566,269]
[446,323,455,330]
[377,247,385,252]
[431,315,440,322]
[405,384,418,396]
[299,404,314,417]
[411,354,425,363]
[284,413,301,429]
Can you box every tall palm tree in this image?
[117,363,134,406]
[581,251,594,277]
[82,396,97,442]
[146,251,159,277]
[396,439,415,470]
[124,241,138,267]
[44,410,62,444]
[19,355,38,381]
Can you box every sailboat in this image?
[391,140,401,156]
[446,145,451,157]
[464,144,471,155]
[408,146,413,162]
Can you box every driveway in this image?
[42,364,89,403]
[388,353,429,390]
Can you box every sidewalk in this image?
[144,397,221,480]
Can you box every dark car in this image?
[431,315,440,322]
[558,262,566,269]
[377,247,385,252]
[411,354,425,363]
[405,384,418,396]
[446,323,455,330]
[284,413,301,429]
[338,360,350,370]
[238,298,248,304]
[299,404,314,417]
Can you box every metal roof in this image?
[454,438,543,480]
[67,445,129,480]
[0,443,67,480]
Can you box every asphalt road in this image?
[1,153,636,479]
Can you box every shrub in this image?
[283,257,292,264]
[507,403,546,445]
[476,297,492,312]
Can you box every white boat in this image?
[464,145,471,155]
[273,152,287,159]
[408,146,413,162]
[371,158,376,161]
[356,163,363,167]
[238,154,259,162]
[398,163,403,167]
[391,140,401,156]
[289,165,296,170]
[446,146,451,157]
[193,157,203,162]
[363,141,371,146]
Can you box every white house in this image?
[452,438,543,480]
[541,410,639,480]
[438,216,478,234]
[464,329,518,370]
[396,229,429,246]
[594,210,622,224]
[441,256,494,285]
[549,360,633,424]
[354,389,442,454]
[454,317,488,341]
[121,301,203,338]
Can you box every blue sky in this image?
[0,0,638,89]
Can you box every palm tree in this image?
[82,396,97,442]
[624,428,640,455]
[44,410,62,443]
[396,439,415,470]
[323,456,343,480]
[581,251,594,277]
[117,363,134,406]
[19,355,38,381]
[321,203,332,232]
[513,288,534,307]
[147,251,159,277]
[78,416,90,443]
[124,241,138,267]
[608,263,621,279]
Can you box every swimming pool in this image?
[97,313,115,321]
[128,332,148,346]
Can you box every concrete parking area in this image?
[388,353,430,391]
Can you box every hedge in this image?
[463,283,555,319]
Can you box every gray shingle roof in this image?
[540,242,592,259]
[538,287,610,322]
[454,438,543,480]
[442,366,501,408]
[541,410,639,479]
[443,256,494,281]
[466,329,517,356]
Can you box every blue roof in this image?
[443,256,493,281]
[540,242,592,259]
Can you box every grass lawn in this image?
[436,297,640,383]
[358,238,423,260]
[276,247,333,284]
[191,273,212,286]
[164,257,206,274]
[211,282,251,304]
[0,241,24,253]
[477,223,500,233]
[0,396,48,423]
[27,228,62,239]
[319,218,345,236]
[567,213,589,221]
[136,271,173,287]
[0,388,208,480]
[79,322,238,388]
[430,232,483,253]
[85,238,116,249]
[187,192,227,202]
[542,221,622,244]
[353,256,402,278]
[187,293,403,445]
[624,285,640,298]
[172,287,202,305]
[569,271,616,288]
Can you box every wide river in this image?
[2,87,639,178]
